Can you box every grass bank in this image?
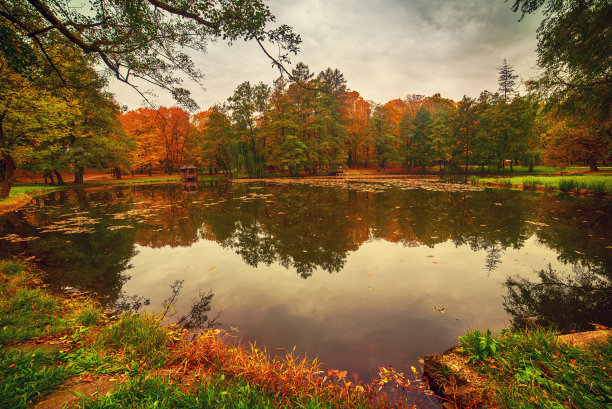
[0,259,427,409]
[470,174,612,195]
[432,327,611,408]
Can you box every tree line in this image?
[120,57,606,180]
[1,0,609,197]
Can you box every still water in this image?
[0,181,610,381]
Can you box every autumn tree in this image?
[343,91,370,167]
[409,105,433,169]
[261,64,348,174]
[156,107,193,174]
[451,96,480,180]
[399,94,426,169]
[120,108,161,176]
[367,104,400,169]
[509,0,611,170]
[426,94,456,170]
[196,107,234,176]
[0,58,73,196]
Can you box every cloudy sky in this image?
[108,0,543,110]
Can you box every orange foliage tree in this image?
[121,107,195,174]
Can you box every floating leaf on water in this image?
[108,225,135,231]
[525,221,549,227]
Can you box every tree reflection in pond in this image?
[0,182,609,364]
[503,264,612,332]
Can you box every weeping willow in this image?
[231,140,265,178]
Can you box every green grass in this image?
[0,348,72,409]
[0,259,411,408]
[78,374,366,409]
[473,175,612,194]
[7,184,66,198]
[96,314,169,367]
[468,165,612,175]
[76,304,104,327]
[456,328,612,408]
[0,287,69,344]
[0,259,28,276]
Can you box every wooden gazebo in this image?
[179,165,198,181]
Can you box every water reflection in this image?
[0,182,610,378]
[503,264,612,332]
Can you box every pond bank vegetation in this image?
[425,327,612,408]
[469,174,612,195]
[0,259,432,409]
[2,258,610,408]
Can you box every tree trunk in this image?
[588,155,598,171]
[73,166,84,184]
[0,155,16,198]
[53,170,64,185]
[114,167,122,179]
[148,164,152,177]
[44,172,55,185]
[528,160,534,173]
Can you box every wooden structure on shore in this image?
[179,165,198,181]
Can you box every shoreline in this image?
[3,170,610,216]
[0,260,428,409]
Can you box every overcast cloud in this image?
[108,0,543,110]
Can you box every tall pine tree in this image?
[498,58,519,101]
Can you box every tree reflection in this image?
[0,183,609,314]
[159,279,219,329]
[503,264,612,332]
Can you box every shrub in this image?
[458,329,499,364]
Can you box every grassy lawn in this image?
[471,174,612,194]
[454,328,612,408]
[7,184,67,198]
[468,166,612,175]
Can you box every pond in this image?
[0,180,610,384]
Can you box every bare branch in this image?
[255,37,319,91]
[145,0,218,30]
